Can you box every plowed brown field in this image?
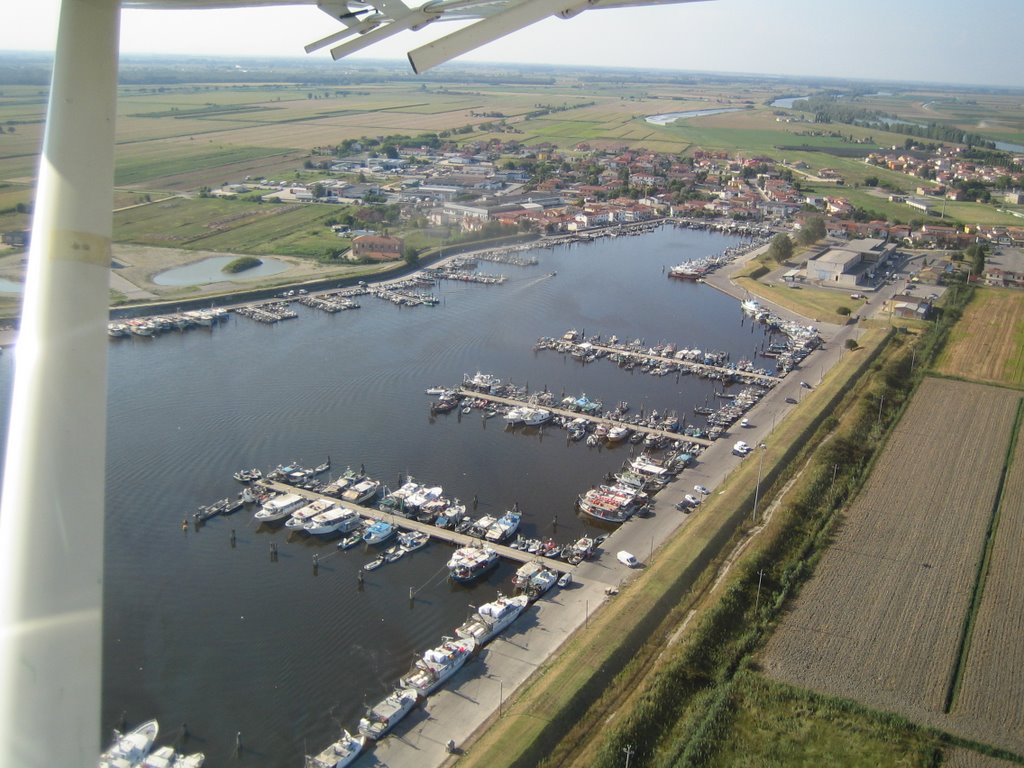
[763,378,1023,750]
[937,288,1024,387]
[951,409,1024,753]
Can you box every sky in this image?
[1,0,1023,88]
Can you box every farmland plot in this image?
[763,378,1021,731]
[951,407,1024,753]
[937,288,1024,388]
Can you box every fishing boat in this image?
[336,532,363,550]
[254,492,307,524]
[305,729,364,768]
[512,560,559,598]
[340,478,381,506]
[358,689,419,741]
[484,510,521,543]
[362,520,396,545]
[98,719,159,768]
[522,408,552,427]
[435,502,466,529]
[194,497,230,523]
[606,426,631,442]
[363,554,385,571]
[384,544,405,563]
[399,636,477,696]
[447,545,500,583]
[314,456,331,475]
[455,593,530,645]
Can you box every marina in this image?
[0,224,788,767]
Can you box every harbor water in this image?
[0,226,777,766]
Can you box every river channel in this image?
[0,225,777,766]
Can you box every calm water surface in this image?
[0,226,777,765]
[153,255,291,286]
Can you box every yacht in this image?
[358,689,419,741]
[399,636,477,696]
[305,730,364,768]
[305,506,362,536]
[142,746,206,767]
[285,498,335,531]
[254,493,307,524]
[522,408,552,427]
[455,593,529,645]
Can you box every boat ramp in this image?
[261,480,575,571]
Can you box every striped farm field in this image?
[950,405,1024,753]
[937,287,1024,388]
[762,377,1023,745]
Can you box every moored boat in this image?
[362,520,396,545]
[305,729,363,768]
[233,467,263,483]
[304,506,362,536]
[358,689,419,741]
[98,719,159,768]
[484,510,521,543]
[399,636,477,696]
[254,492,307,524]
[448,545,500,582]
[285,497,335,531]
[341,478,380,506]
[455,593,529,645]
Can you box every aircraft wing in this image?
[122,0,710,71]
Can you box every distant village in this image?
[7,134,1023,289]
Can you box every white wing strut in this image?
[0,0,119,765]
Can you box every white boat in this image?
[741,297,762,315]
[142,746,206,768]
[503,406,527,425]
[512,560,558,598]
[435,502,466,529]
[398,530,429,552]
[523,407,552,427]
[341,478,381,505]
[358,689,419,741]
[362,520,396,545]
[399,636,477,696]
[255,492,307,523]
[285,498,335,530]
[455,593,529,645]
[98,719,159,768]
[305,730,364,768]
[606,426,631,442]
[304,506,362,536]
[485,510,521,543]
[233,467,262,483]
[448,545,499,582]
[404,484,443,511]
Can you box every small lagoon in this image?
[153,255,290,286]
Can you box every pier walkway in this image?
[585,341,781,384]
[262,480,575,571]
[456,388,714,447]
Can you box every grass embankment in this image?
[457,324,890,768]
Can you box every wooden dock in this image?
[262,480,575,571]
[456,388,714,447]
[585,342,780,384]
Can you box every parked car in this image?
[785,396,798,404]
[694,484,710,496]
[800,381,813,389]
[684,494,701,507]
[617,551,639,568]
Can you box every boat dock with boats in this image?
[261,480,577,571]
[455,388,715,448]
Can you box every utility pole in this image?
[752,443,767,523]
[623,744,635,768]
[754,568,767,614]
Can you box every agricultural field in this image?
[762,377,1023,750]
[936,287,1024,388]
[950,415,1024,754]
